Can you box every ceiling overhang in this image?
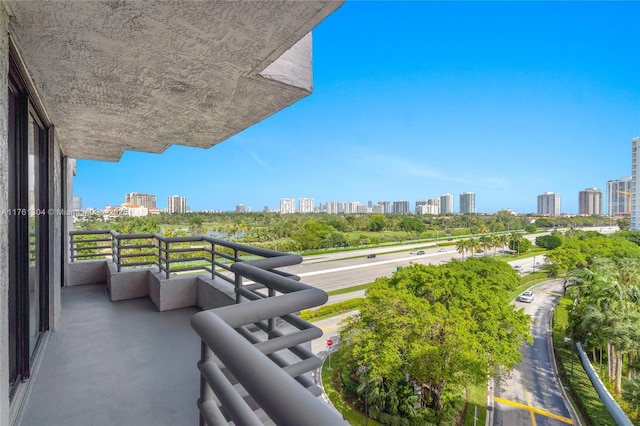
[6,0,343,161]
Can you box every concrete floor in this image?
[19,283,201,426]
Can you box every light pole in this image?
[358,365,369,426]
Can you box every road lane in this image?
[494,279,578,426]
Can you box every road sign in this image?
[327,339,333,346]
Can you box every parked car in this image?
[438,248,446,252]
[517,291,534,303]
[367,253,376,258]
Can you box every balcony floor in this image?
[19,283,201,426]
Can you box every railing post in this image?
[70,234,75,262]
[210,242,215,280]
[268,288,276,334]
[158,237,162,273]
[165,241,170,279]
[235,273,242,305]
[116,235,122,272]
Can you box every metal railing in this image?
[192,257,347,425]
[70,230,345,424]
[69,230,287,279]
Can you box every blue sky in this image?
[75,1,640,214]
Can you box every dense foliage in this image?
[339,258,532,423]
[74,211,613,252]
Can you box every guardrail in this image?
[192,257,347,425]
[69,230,291,280]
[576,342,633,426]
[70,230,345,424]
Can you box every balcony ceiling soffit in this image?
[7,0,343,161]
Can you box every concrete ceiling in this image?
[6,0,343,161]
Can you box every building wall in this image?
[578,188,602,215]
[537,192,561,216]
[607,177,631,216]
[459,192,475,214]
[440,194,454,214]
[0,5,10,423]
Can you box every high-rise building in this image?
[393,201,410,214]
[299,198,314,213]
[167,195,187,214]
[378,201,391,214]
[440,194,454,214]
[279,198,295,214]
[125,192,157,209]
[632,137,640,230]
[607,177,632,217]
[537,192,561,216]
[459,192,476,214]
[371,204,385,214]
[72,196,82,211]
[578,188,602,215]
[235,204,245,213]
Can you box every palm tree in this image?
[468,237,480,256]
[456,239,469,259]
[623,379,640,422]
[508,232,524,255]
[479,234,492,255]
[491,234,502,257]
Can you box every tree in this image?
[399,217,427,233]
[368,214,388,232]
[340,260,531,415]
[623,378,640,422]
[535,234,563,250]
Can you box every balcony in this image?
[18,231,346,425]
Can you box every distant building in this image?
[125,204,149,217]
[279,198,295,214]
[537,192,561,216]
[415,198,440,215]
[632,137,640,230]
[299,198,314,213]
[235,204,245,213]
[371,204,385,214]
[125,192,156,209]
[440,194,454,214]
[393,201,410,214]
[167,195,187,214]
[377,201,391,214]
[608,177,632,217]
[72,196,82,211]
[578,188,602,215]
[459,192,476,214]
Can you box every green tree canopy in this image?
[340,259,531,414]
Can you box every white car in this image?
[438,248,446,252]
[518,291,534,303]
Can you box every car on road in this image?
[517,290,534,303]
[437,248,446,252]
[513,265,523,270]
[366,253,376,258]
[410,250,425,255]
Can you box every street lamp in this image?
[358,365,369,426]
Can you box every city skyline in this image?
[74,1,640,214]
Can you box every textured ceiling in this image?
[7,0,343,161]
